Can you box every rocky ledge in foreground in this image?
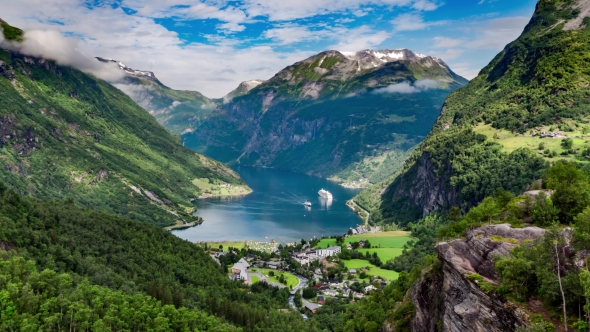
[411,224,546,332]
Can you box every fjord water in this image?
[171,166,363,243]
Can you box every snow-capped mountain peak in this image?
[96,57,160,84]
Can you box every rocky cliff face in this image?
[411,224,546,332]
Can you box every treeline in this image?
[0,182,312,331]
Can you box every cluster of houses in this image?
[291,246,342,265]
[312,278,381,300]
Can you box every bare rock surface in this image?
[411,224,545,332]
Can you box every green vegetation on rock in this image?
[357,0,590,226]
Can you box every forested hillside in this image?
[0,182,312,331]
[356,0,590,226]
[0,20,249,228]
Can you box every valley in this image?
[3,0,590,330]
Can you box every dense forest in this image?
[0,182,313,331]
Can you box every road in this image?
[288,274,309,320]
[349,199,370,225]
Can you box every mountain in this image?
[0,20,250,228]
[223,79,265,103]
[183,49,467,185]
[97,57,219,135]
[355,0,590,226]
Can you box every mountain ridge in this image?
[183,48,467,184]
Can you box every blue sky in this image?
[2,0,538,97]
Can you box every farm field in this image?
[314,231,413,281]
[255,268,299,288]
[315,231,412,249]
[343,260,400,280]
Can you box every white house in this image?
[316,246,342,257]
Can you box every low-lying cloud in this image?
[0,29,124,81]
[373,79,439,94]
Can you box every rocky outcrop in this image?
[411,224,545,332]
[391,153,459,218]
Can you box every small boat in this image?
[303,201,312,207]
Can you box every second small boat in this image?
[303,201,312,207]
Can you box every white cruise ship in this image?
[318,188,333,199]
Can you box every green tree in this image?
[532,193,559,227]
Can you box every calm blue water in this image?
[171,166,363,243]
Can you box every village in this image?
[205,226,404,315]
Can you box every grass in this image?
[473,123,590,162]
[257,269,299,289]
[358,248,405,262]
[251,276,260,283]
[343,260,400,280]
[204,241,246,251]
[315,231,412,249]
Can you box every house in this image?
[317,296,325,305]
[304,301,321,314]
[348,268,357,274]
[353,292,365,298]
[365,285,377,293]
[314,268,322,275]
[322,289,338,297]
[231,258,250,274]
[316,246,342,257]
[267,261,281,269]
[346,244,353,250]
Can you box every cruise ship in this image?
[318,189,333,199]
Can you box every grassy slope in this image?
[0,48,248,227]
[356,0,590,226]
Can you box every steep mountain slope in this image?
[223,79,265,103]
[357,0,590,226]
[97,57,219,135]
[0,21,249,228]
[183,49,467,185]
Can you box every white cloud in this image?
[329,26,389,52]
[432,36,463,48]
[412,0,440,11]
[240,0,437,21]
[264,26,318,45]
[1,29,123,81]
[391,13,446,31]
[373,79,439,94]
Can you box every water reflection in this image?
[318,197,333,210]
